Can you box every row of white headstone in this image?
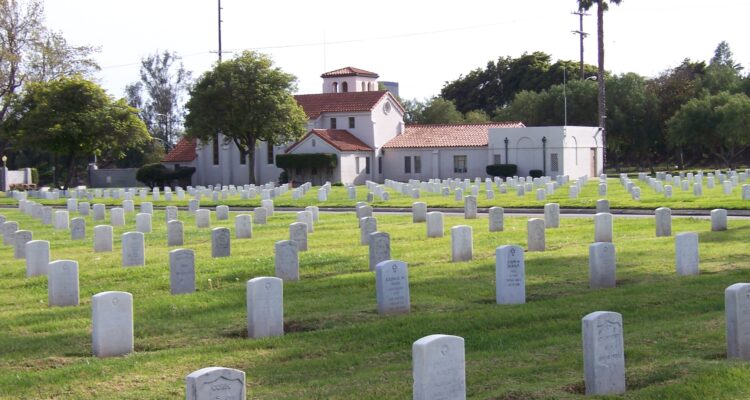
[181,278,750,400]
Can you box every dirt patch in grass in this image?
[488,390,542,400]
[561,381,585,394]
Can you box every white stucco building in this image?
[163,67,602,185]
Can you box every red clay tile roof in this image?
[162,137,197,162]
[321,67,379,78]
[383,122,525,149]
[294,91,401,119]
[286,129,373,153]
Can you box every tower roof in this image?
[321,67,379,79]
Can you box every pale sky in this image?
[44,0,750,102]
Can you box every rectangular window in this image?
[330,117,337,129]
[493,154,502,164]
[550,153,559,172]
[365,157,370,174]
[267,143,274,164]
[212,133,219,165]
[349,117,355,129]
[378,157,382,174]
[453,155,467,173]
[404,156,411,173]
[239,145,246,165]
[414,156,421,174]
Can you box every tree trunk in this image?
[246,138,257,185]
[597,0,607,169]
[64,154,77,190]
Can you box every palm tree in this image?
[577,0,623,170]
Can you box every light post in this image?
[1,155,6,168]
[542,136,547,176]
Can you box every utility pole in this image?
[217,0,223,62]
[571,10,589,80]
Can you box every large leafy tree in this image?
[441,52,596,116]
[125,50,190,151]
[184,51,307,184]
[576,0,624,168]
[0,0,98,156]
[13,76,149,189]
[667,92,750,168]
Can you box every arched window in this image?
[361,82,366,91]
[332,82,338,93]
[342,82,348,92]
[368,82,373,91]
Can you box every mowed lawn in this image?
[4,177,750,210]
[3,205,750,398]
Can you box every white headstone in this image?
[412,202,427,223]
[2,220,17,245]
[463,195,477,219]
[254,207,267,225]
[195,209,210,228]
[655,207,671,237]
[451,225,473,262]
[527,218,545,252]
[235,214,252,239]
[140,202,153,214]
[495,245,525,304]
[589,242,616,289]
[261,199,274,216]
[110,207,125,226]
[169,248,195,295]
[594,212,613,243]
[167,220,184,246]
[488,206,504,232]
[711,208,728,231]
[54,210,69,230]
[289,222,308,251]
[582,311,626,395]
[121,232,145,267]
[216,205,229,220]
[165,205,178,223]
[360,216,377,245]
[296,210,314,233]
[186,367,246,400]
[122,199,135,213]
[92,291,133,357]
[375,259,410,314]
[94,225,113,252]
[412,334,466,400]
[369,232,391,271]
[725,283,750,360]
[48,260,79,307]
[426,212,444,238]
[544,203,559,229]
[210,227,230,258]
[25,240,50,277]
[596,199,610,214]
[135,213,152,233]
[93,203,105,221]
[675,232,699,276]
[246,276,284,338]
[13,229,32,259]
[274,240,299,281]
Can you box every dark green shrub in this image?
[136,163,169,188]
[486,164,517,178]
[275,153,338,169]
[529,169,543,178]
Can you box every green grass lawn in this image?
[4,177,750,210]
[3,205,750,399]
